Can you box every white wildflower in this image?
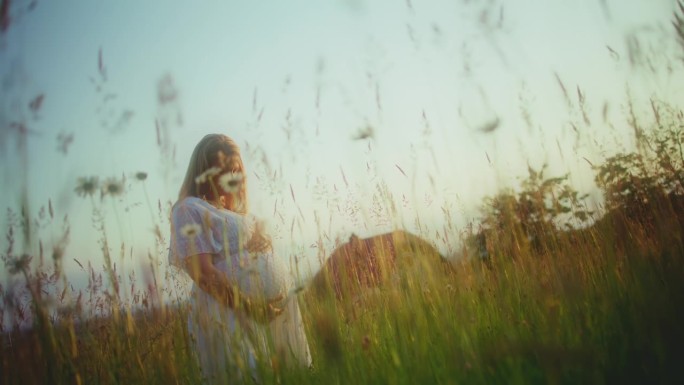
[195,167,221,185]
[101,177,125,198]
[180,223,202,238]
[74,176,99,198]
[218,172,244,194]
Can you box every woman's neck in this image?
[202,197,224,209]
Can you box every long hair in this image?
[178,134,248,214]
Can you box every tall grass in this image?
[1,97,683,384]
[3,2,684,384]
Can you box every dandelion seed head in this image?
[101,177,125,197]
[74,176,99,198]
[218,172,244,194]
[194,167,221,185]
[180,223,202,238]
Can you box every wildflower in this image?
[195,167,221,185]
[101,177,125,198]
[74,176,99,197]
[8,254,32,275]
[180,223,202,238]
[134,171,148,181]
[218,172,244,194]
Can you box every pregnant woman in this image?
[168,133,311,383]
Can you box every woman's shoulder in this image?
[171,196,210,218]
[173,196,245,220]
[173,196,205,209]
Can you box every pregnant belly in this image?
[215,252,293,305]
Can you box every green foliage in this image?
[596,100,684,213]
[3,101,684,385]
[3,3,684,383]
[472,164,593,260]
[471,99,684,264]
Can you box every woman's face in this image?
[208,149,245,209]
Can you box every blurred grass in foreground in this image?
[1,99,683,385]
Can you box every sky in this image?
[1,0,683,304]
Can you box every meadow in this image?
[3,2,684,383]
[1,97,683,385]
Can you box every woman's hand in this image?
[183,253,285,322]
[243,293,286,324]
[184,253,240,308]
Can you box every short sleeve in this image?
[168,198,247,268]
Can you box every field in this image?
[2,101,684,384]
[3,2,684,384]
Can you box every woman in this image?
[168,134,311,383]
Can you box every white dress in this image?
[168,197,311,383]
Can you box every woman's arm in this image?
[183,253,283,322]
[184,253,238,308]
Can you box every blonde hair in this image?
[178,134,248,214]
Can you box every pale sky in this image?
[1,0,682,297]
